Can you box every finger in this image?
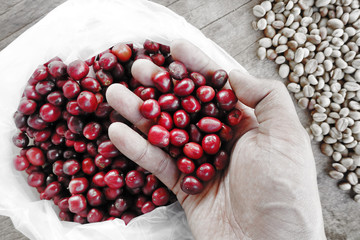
[108,122,180,191]
[229,70,299,124]
[106,84,153,134]
[131,59,163,86]
[171,39,220,78]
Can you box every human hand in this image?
[106,39,326,240]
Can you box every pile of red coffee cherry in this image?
[12,40,242,224]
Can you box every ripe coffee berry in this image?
[196,163,216,181]
[77,91,98,113]
[13,40,241,223]
[125,170,145,189]
[67,60,89,80]
[180,176,204,195]
[202,134,221,155]
[152,71,172,93]
[104,170,124,189]
[140,99,161,119]
[152,187,170,206]
[148,125,170,148]
[177,157,195,174]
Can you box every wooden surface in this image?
[1,0,359,239]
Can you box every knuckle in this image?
[152,154,169,176]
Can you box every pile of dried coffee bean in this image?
[252,0,360,201]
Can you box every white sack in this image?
[0,0,246,239]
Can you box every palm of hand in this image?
[106,40,325,240]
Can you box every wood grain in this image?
[1,0,359,239]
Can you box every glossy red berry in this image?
[35,80,55,95]
[99,53,117,71]
[142,174,159,196]
[82,158,96,175]
[67,60,89,80]
[67,116,84,134]
[13,155,30,171]
[156,112,173,130]
[27,114,48,130]
[30,65,48,84]
[94,154,112,170]
[68,194,87,213]
[174,78,195,96]
[77,91,98,113]
[27,171,45,187]
[181,96,201,113]
[169,129,189,147]
[82,122,102,140]
[202,134,221,155]
[63,80,81,99]
[39,103,61,122]
[69,177,89,194]
[168,61,188,80]
[115,197,131,212]
[80,77,101,93]
[12,132,29,148]
[48,61,67,78]
[227,109,243,126]
[158,93,180,112]
[104,170,124,189]
[47,91,65,106]
[140,99,161,119]
[63,159,80,175]
[26,147,46,166]
[196,117,222,133]
[103,187,122,200]
[92,172,107,187]
[96,69,113,86]
[189,124,202,143]
[219,124,234,142]
[125,170,145,189]
[213,150,229,170]
[152,187,170,206]
[190,72,206,86]
[173,110,190,129]
[183,142,203,160]
[144,39,160,53]
[141,201,155,214]
[87,188,105,207]
[42,181,62,199]
[152,71,172,93]
[151,54,165,66]
[24,85,42,101]
[111,43,132,62]
[196,163,216,181]
[210,69,228,89]
[148,125,170,148]
[180,175,204,195]
[98,140,120,158]
[18,99,37,115]
[216,89,237,111]
[176,157,195,174]
[196,86,215,103]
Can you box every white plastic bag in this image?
[0,0,246,239]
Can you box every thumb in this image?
[229,70,300,125]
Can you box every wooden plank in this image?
[167,0,252,29]
[0,215,27,239]
[0,0,23,15]
[152,0,179,7]
[0,0,66,50]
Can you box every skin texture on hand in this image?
[106,39,326,240]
